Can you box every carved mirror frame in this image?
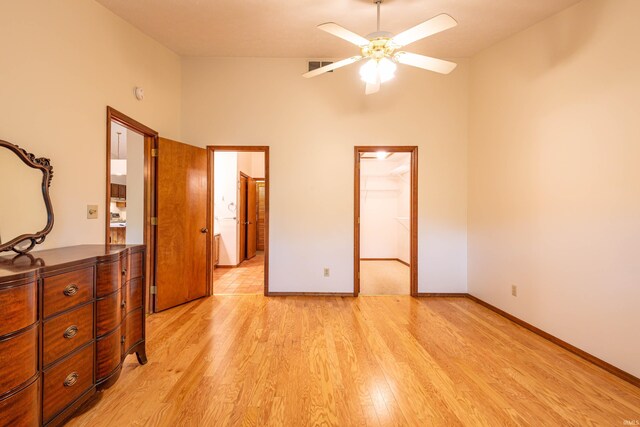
[0,140,54,254]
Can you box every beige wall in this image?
[468,0,640,377]
[237,151,265,179]
[0,0,182,249]
[182,57,469,293]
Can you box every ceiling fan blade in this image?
[395,52,457,74]
[365,80,380,95]
[303,56,363,78]
[318,22,370,47]
[391,14,457,48]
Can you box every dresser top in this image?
[0,245,144,284]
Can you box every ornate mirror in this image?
[0,140,54,254]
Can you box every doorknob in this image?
[200,227,208,233]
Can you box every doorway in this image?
[354,146,418,296]
[106,107,158,313]
[106,107,210,313]
[208,146,269,295]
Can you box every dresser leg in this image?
[135,342,148,365]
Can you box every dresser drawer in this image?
[43,303,94,366]
[0,282,37,336]
[0,326,38,394]
[96,288,123,336]
[96,260,121,297]
[126,277,143,313]
[96,327,123,382]
[129,251,144,280]
[43,344,94,423]
[0,377,40,427]
[43,267,94,318]
[124,308,143,354]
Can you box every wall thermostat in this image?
[134,87,144,101]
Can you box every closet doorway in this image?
[354,146,418,296]
[208,146,269,295]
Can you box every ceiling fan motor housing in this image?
[362,34,398,61]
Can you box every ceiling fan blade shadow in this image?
[318,22,370,47]
[303,56,363,78]
[392,14,457,48]
[395,52,457,74]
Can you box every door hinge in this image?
[150,217,158,225]
[151,148,158,157]
[150,286,157,294]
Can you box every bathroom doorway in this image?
[208,146,269,295]
[354,146,418,296]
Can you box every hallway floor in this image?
[213,252,264,295]
[360,260,410,295]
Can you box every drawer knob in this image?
[121,335,126,344]
[63,372,79,388]
[63,325,78,339]
[63,284,79,296]
[121,300,126,309]
[122,268,127,276]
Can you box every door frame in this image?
[354,146,418,296]
[105,106,158,313]
[207,146,270,296]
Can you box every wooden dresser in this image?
[0,245,146,426]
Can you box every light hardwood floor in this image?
[213,252,264,295]
[68,296,640,426]
[360,260,410,295]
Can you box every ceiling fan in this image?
[303,0,458,95]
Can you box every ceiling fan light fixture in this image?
[377,57,397,82]
[359,57,396,85]
[304,1,457,95]
[359,59,378,84]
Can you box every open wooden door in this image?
[247,177,257,259]
[155,137,208,311]
[239,174,247,262]
[256,181,266,251]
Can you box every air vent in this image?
[308,61,334,73]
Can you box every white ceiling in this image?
[95,0,582,58]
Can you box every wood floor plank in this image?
[67,296,640,426]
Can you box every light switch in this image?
[87,205,98,219]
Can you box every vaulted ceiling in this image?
[96,0,582,58]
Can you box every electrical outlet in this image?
[511,285,518,297]
[87,205,98,219]
[323,268,330,278]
